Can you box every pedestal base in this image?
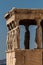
[6,49,43,65]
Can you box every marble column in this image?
[24,26,30,49]
[35,19,42,48]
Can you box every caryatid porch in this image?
[5,8,43,50]
[4,8,43,65]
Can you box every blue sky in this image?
[0,0,43,60]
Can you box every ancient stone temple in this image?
[4,8,43,65]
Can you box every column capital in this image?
[36,19,42,26]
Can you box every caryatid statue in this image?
[35,19,42,48]
[24,26,30,49]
